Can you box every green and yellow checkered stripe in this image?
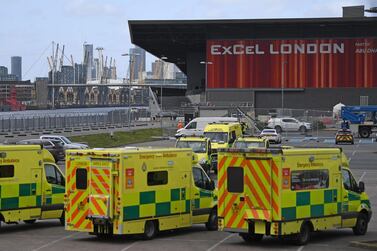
[123,188,190,221]
[282,189,339,220]
[0,183,42,210]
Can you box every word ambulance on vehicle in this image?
[217,147,371,245]
[0,145,65,227]
[64,148,217,239]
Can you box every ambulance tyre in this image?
[206,208,218,231]
[143,220,158,240]
[240,233,263,242]
[353,212,368,235]
[24,219,36,224]
[294,222,312,245]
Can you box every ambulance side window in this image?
[193,167,212,190]
[0,165,14,178]
[227,167,244,193]
[342,169,358,193]
[45,165,57,184]
[76,169,87,189]
[147,171,168,186]
[44,165,64,186]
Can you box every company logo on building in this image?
[210,43,345,55]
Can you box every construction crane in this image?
[59,45,65,71]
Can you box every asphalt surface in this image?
[1,131,377,251]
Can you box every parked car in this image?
[335,129,354,145]
[267,117,311,133]
[260,129,282,144]
[40,135,89,149]
[16,139,65,162]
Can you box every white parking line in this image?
[297,245,305,251]
[32,233,79,251]
[206,233,235,251]
[358,171,367,182]
[352,150,356,156]
[120,241,138,251]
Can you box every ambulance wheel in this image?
[240,233,263,242]
[294,222,311,245]
[353,213,368,235]
[143,220,158,240]
[24,219,36,224]
[206,209,218,231]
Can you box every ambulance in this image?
[217,147,372,245]
[64,148,217,239]
[175,136,212,174]
[203,122,243,173]
[0,145,65,227]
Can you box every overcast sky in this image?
[0,0,375,81]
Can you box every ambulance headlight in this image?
[199,158,207,165]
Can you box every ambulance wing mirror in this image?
[358,181,365,193]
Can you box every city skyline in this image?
[0,0,374,81]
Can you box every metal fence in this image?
[0,108,150,132]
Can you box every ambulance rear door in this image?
[88,157,116,221]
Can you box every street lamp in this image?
[121,52,140,127]
[160,56,168,131]
[281,61,287,116]
[200,61,213,104]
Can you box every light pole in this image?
[281,61,287,116]
[160,56,168,131]
[200,61,213,104]
[121,52,140,127]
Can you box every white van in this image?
[176,117,238,137]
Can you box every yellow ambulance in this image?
[203,122,243,173]
[64,148,217,239]
[0,145,65,228]
[175,136,212,174]
[217,147,372,245]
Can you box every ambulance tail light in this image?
[116,197,121,214]
[273,222,279,235]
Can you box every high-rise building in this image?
[83,44,93,82]
[151,60,176,79]
[93,58,99,80]
[11,56,22,80]
[0,66,8,76]
[61,65,74,84]
[152,60,164,79]
[129,46,146,81]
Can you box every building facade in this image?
[129,17,377,109]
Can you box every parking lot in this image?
[1,131,376,251]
